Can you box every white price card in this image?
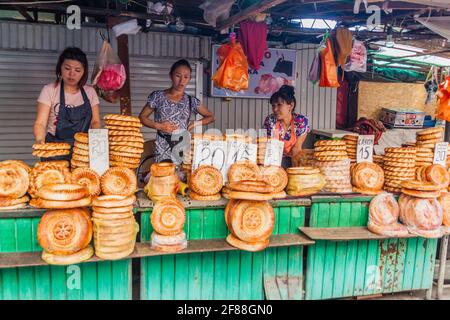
[356,135,374,163]
[433,142,448,166]
[89,129,109,175]
[264,139,284,167]
[192,139,212,170]
[209,140,227,184]
[224,140,243,183]
[237,143,258,163]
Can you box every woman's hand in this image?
[158,121,178,134]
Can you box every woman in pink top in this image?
[33,47,101,160]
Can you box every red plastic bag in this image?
[92,41,126,95]
[319,38,340,88]
[435,77,450,121]
[212,39,249,92]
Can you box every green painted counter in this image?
[305,197,437,300]
[140,200,307,300]
[0,212,132,300]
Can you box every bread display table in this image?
[303,194,438,300]
[0,208,131,300]
[137,193,312,300]
[0,192,442,300]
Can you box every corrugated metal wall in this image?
[0,21,337,163]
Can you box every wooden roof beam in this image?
[216,0,286,32]
[13,5,34,22]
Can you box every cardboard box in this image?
[380,108,425,128]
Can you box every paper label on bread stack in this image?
[89,129,109,175]
[357,135,374,163]
[264,139,284,167]
[433,142,448,166]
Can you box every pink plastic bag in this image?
[96,64,126,91]
[92,41,126,92]
[344,40,367,73]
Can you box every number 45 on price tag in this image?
[433,142,448,166]
[356,135,374,163]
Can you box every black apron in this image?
[44,82,92,161]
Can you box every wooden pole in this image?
[107,17,132,115]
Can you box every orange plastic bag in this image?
[212,39,249,92]
[319,38,340,88]
[435,77,450,121]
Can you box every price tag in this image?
[356,135,374,163]
[210,140,227,184]
[433,142,448,166]
[192,139,212,170]
[264,139,284,167]
[237,143,258,163]
[89,129,109,175]
[192,139,228,184]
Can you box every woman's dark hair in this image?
[170,59,192,76]
[55,47,88,87]
[270,85,296,109]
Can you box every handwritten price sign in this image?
[433,142,448,166]
[89,129,109,175]
[357,135,374,163]
[264,139,284,167]
[193,139,227,183]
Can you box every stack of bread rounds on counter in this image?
[71,168,101,197]
[30,183,91,209]
[223,161,262,199]
[92,194,138,259]
[373,155,384,168]
[286,167,325,196]
[150,198,187,252]
[100,167,137,196]
[32,142,71,158]
[144,162,179,202]
[367,193,408,237]
[351,162,384,195]
[189,165,223,201]
[72,133,89,169]
[342,135,358,163]
[415,164,450,191]
[224,159,277,251]
[383,147,416,193]
[0,160,30,210]
[415,147,434,168]
[38,207,94,265]
[415,127,444,150]
[294,149,315,167]
[260,166,288,199]
[225,199,275,252]
[314,140,352,193]
[399,180,444,238]
[105,114,144,170]
[438,192,450,233]
[28,163,71,199]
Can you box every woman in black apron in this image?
[33,47,101,161]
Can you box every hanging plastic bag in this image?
[212,35,249,92]
[319,38,340,88]
[344,40,367,73]
[435,76,450,121]
[92,40,126,94]
[308,51,321,84]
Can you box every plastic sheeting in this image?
[416,16,450,40]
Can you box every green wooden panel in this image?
[0,217,132,300]
[141,205,306,300]
[305,201,439,300]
